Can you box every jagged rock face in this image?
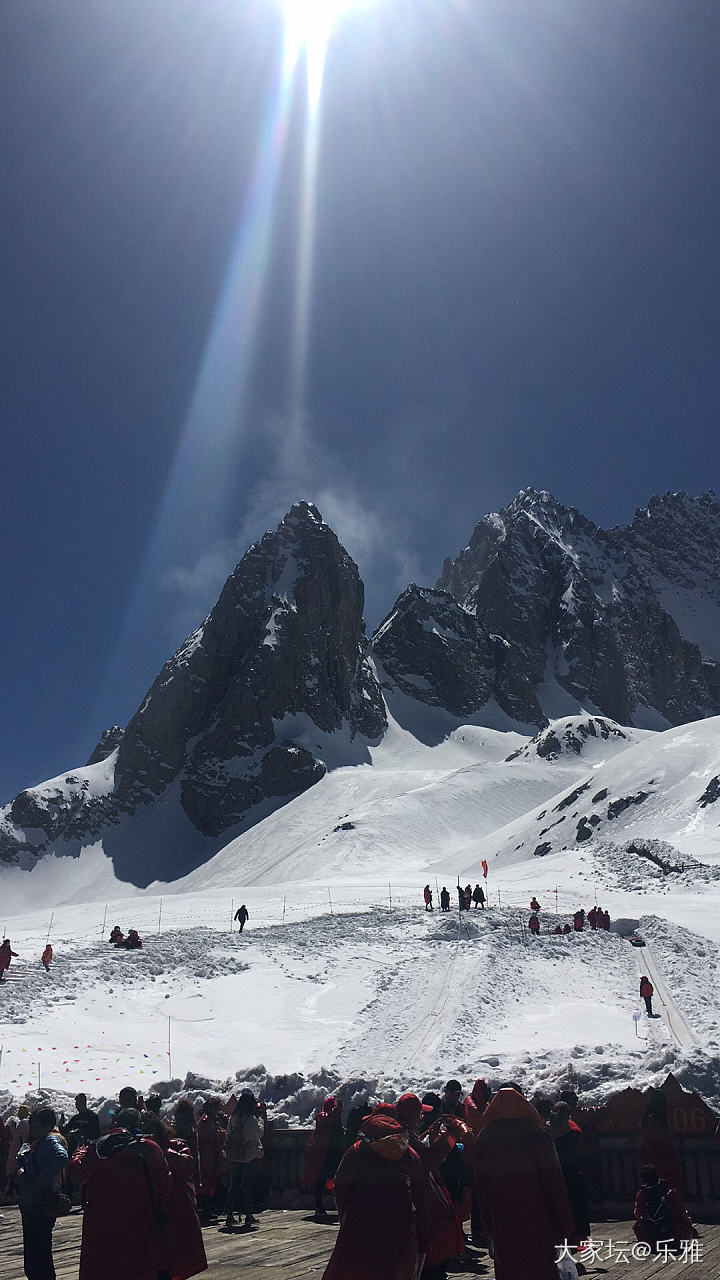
[437,488,720,727]
[505,716,630,762]
[0,503,386,864]
[86,726,124,766]
[115,502,385,836]
[372,586,496,717]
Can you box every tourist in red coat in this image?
[142,1113,208,1280]
[397,1094,465,1274]
[464,1079,492,1135]
[196,1099,225,1223]
[0,938,18,979]
[634,1163,696,1252]
[474,1087,574,1280]
[69,1108,171,1280]
[322,1114,428,1280]
[303,1095,344,1218]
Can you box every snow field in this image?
[2,710,720,1121]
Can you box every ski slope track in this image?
[1,710,719,1120]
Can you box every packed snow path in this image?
[633,938,698,1050]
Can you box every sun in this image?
[281,0,357,111]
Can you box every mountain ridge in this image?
[3,487,720,885]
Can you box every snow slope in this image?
[1,711,720,1121]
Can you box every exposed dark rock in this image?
[86,726,124,766]
[553,781,591,813]
[372,586,495,717]
[576,818,593,842]
[333,821,356,832]
[437,488,720,728]
[592,788,609,804]
[0,503,386,874]
[698,776,720,808]
[507,716,630,763]
[533,842,553,857]
[607,792,650,820]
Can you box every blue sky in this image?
[1,0,718,803]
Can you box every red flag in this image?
[481,860,488,879]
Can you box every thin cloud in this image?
[161,414,433,642]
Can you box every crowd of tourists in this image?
[423,884,486,911]
[304,1078,697,1280]
[0,1083,269,1280]
[0,1075,699,1280]
[528,902,612,936]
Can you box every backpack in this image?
[640,1182,673,1234]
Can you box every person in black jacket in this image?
[64,1094,100,1154]
[549,1102,590,1244]
[234,905,249,933]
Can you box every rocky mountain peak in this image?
[86,726,124,766]
[0,505,386,880]
[434,489,720,728]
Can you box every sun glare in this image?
[282,0,356,112]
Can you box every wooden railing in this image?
[261,1125,720,1219]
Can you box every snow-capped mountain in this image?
[3,487,720,888]
[0,502,385,883]
[433,487,720,727]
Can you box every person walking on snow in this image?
[640,976,654,1016]
[234,904,249,933]
[41,944,53,972]
[472,884,485,909]
[528,913,540,937]
[0,938,18,979]
[423,885,433,911]
[530,896,540,912]
[440,887,451,912]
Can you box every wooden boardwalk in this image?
[1,1207,719,1278]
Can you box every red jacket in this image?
[410,1127,465,1266]
[464,1080,491,1135]
[640,979,653,999]
[303,1098,344,1189]
[159,1140,207,1280]
[70,1131,171,1280]
[322,1141,428,1280]
[634,1180,695,1247]
[196,1115,224,1199]
[474,1095,574,1280]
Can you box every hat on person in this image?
[370,1102,398,1119]
[396,1093,433,1123]
[360,1114,406,1139]
[444,1079,462,1094]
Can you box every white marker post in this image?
[46,913,54,945]
[230,899,234,934]
[388,882,392,910]
[327,888,333,916]
[282,896,286,925]
[168,1017,173,1079]
[100,904,108,943]
[158,898,163,935]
